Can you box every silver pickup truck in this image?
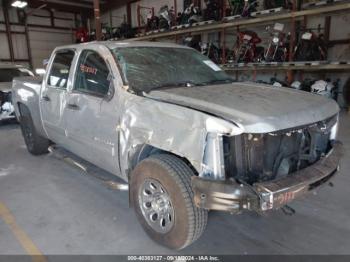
[12,41,342,250]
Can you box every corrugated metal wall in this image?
[0,4,76,70]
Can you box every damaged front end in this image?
[192,115,343,213]
[0,90,15,121]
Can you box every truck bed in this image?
[12,76,46,137]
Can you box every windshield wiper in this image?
[147,81,201,92]
[200,79,234,86]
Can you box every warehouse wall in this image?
[130,0,183,27]
[0,3,76,70]
[99,5,128,27]
[98,0,185,28]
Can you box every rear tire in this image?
[130,154,208,250]
[19,105,49,155]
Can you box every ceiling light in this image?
[11,1,28,8]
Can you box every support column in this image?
[93,0,102,41]
[3,0,15,62]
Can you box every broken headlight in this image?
[330,121,339,140]
[205,117,244,136]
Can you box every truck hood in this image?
[0,82,12,92]
[147,82,339,133]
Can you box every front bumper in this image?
[192,141,343,213]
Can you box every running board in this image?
[48,146,129,191]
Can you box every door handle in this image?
[67,103,80,111]
[42,95,51,102]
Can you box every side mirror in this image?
[42,59,49,67]
[104,81,115,102]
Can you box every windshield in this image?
[0,68,32,82]
[112,47,233,93]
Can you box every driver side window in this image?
[74,50,110,97]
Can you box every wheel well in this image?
[17,102,30,117]
[130,144,199,177]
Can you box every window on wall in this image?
[74,50,110,97]
[48,50,75,89]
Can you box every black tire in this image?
[343,78,350,107]
[130,154,208,250]
[19,105,49,155]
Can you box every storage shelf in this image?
[130,2,350,41]
[222,61,350,72]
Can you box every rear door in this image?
[63,48,119,174]
[40,49,75,144]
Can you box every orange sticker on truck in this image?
[80,64,98,75]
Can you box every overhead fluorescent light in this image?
[11,1,28,8]
[35,68,46,75]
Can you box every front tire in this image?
[19,105,49,155]
[130,154,208,250]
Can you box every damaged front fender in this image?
[118,90,220,179]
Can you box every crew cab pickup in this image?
[12,41,342,250]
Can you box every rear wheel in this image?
[344,78,350,108]
[130,154,208,250]
[19,105,49,155]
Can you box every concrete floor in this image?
[0,114,350,255]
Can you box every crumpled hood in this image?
[148,82,339,133]
[0,82,12,93]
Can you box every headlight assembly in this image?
[206,117,244,136]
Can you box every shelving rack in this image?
[129,0,350,82]
[131,2,350,41]
[223,61,350,71]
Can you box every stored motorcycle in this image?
[203,0,221,21]
[263,0,292,9]
[294,28,327,61]
[233,30,264,63]
[159,5,175,29]
[146,11,159,31]
[180,3,202,25]
[264,23,290,62]
[227,0,258,17]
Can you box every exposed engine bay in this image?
[0,91,15,121]
[223,115,338,184]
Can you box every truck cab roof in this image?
[53,41,190,52]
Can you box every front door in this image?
[40,49,75,145]
[63,49,119,174]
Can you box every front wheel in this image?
[130,154,208,250]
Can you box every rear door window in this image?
[48,50,75,89]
